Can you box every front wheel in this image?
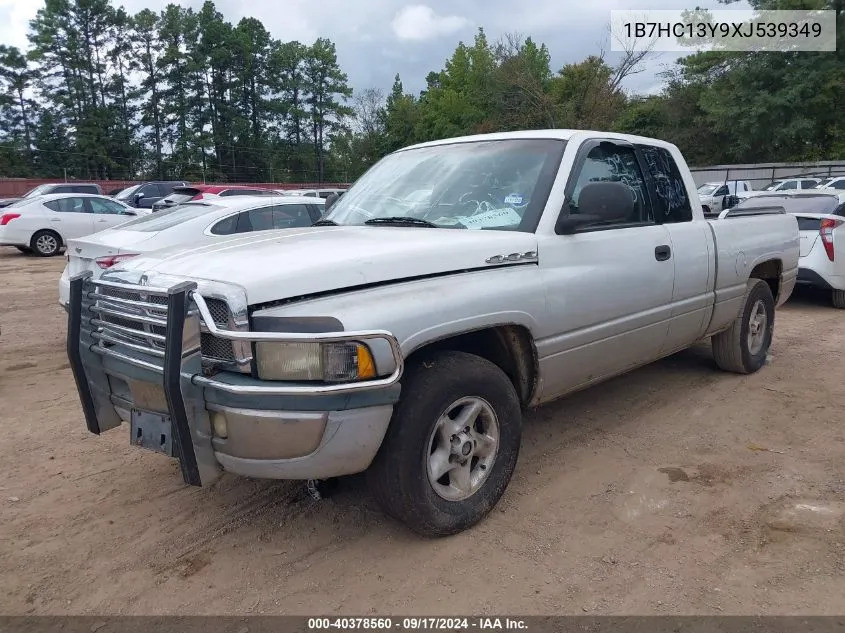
[367,350,522,537]
[711,278,775,374]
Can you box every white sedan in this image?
[58,195,325,307]
[0,193,141,257]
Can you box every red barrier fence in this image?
[0,178,351,197]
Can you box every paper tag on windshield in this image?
[458,207,523,230]
[433,216,463,226]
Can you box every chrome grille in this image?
[91,283,237,363]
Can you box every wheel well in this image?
[406,325,538,407]
[750,259,781,303]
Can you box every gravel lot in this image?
[1,247,844,616]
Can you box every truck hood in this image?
[111,226,540,305]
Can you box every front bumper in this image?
[66,272,404,486]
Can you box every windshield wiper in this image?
[364,216,437,228]
[312,218,338,226]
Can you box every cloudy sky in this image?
[0,0,750,98]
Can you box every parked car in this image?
[0,194,138,257]
[816,177,845,191]
[64,129,799,537]
[748,178,822,195]
[731,192,845,308]
[151,185,279,212]
[113,181,189,209]
[0,182,103,209]
[280,187,347,199]
[697,180,753,216]
[58,196,324,307]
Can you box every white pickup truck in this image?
[65,130,799,537]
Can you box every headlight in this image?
[255,341,377,382]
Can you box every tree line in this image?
[0,0,841,185]
[0,0,352,183]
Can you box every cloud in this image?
[0,0,752,99]
[391,5,470,42]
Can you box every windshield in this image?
[22,184,53,198]
[697,184,720,196]
[323,139,566,231]
[116,203,223,232]
[734,194,841,215]
[114,184,140,199]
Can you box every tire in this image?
[711,278,775,374]
[30,230,61,257]
[15,246,32,254]
[702,205,711,215]
[833,290,845,309]
[367,350,522,537]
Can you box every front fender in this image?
[249,265,548,375]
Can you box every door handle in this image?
[97,219,108,223]
[655,245,672,261]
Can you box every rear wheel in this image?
[30,230,61,257]
[367,350,522,537]
[712,278,775,374]
[833,290,845,309]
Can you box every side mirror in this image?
[133,192,145,206]
[122,210,137,216]
[555,181,634,235]
[324,192,339,212]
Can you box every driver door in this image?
[537,139,675,401]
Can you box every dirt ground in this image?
[1,246,845,616]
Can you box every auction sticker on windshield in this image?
[457,207,522,229]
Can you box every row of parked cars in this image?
[696,175,845,216]
[0,181,346,256]
[695,176,845,308]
